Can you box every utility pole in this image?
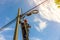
[13,8,38,40]
[13,8,30,40]
[13,8,20,40]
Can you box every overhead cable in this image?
[0,0,47,31]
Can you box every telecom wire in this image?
[21,0,47,18]
[0,0,47,31]
[24,0,47,14]
[0,17,17,31]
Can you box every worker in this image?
[21,19,31,40]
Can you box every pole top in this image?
[18,8,21,16]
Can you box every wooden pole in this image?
[13,8,20,40]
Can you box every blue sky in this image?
[0,0,60,40]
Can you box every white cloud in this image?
[35,21,47,32]
[27,0,35,6]
[0,27,14,40]
[28,0,47,5]
[38,0,60,23]
[39,22,47,31]
[30,37,41,40]
[0,28,14,33]
[34,17,47,32]
[28,0,60,23]
[3,28,14,31]
[5,17,11,24]
[0,35,6,40]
